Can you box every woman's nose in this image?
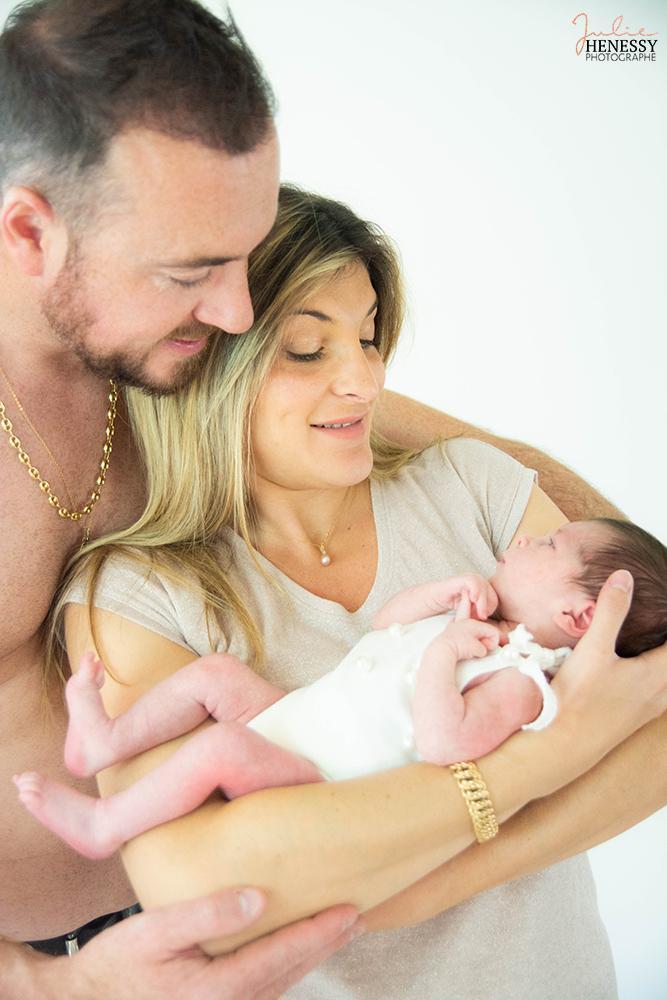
[331,347,383,401]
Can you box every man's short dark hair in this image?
[577,518,667,657]
[0,0,274,219]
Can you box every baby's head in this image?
[490,518,667,655]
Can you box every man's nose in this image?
[192,265,254,334]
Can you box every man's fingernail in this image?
[237,888,264,919]
[609,569,633,592]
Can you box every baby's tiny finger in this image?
[455,593,472,621]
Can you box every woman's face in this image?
[251,261,385,492]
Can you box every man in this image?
[0,2,360,995]
[0,2,664,998]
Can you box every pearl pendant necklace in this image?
[314,487,351,568]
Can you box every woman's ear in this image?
[1,186,63,277]
[554,600,597,640]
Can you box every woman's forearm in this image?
[365,712,667,931]
[116,706,618,955]
[375,390,623,522]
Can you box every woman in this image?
[53,186,666,999]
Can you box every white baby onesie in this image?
[248,615,571,780]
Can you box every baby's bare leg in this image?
[15,722,322,860]
[65,652,285,777]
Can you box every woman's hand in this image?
[550,569,667,775]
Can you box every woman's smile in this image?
[310,414,368,440]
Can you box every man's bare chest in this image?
[0,409,145,667]
[0,406,144,937]
[0,664,133,938]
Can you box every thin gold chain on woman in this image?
[0,375,118,522]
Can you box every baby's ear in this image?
[554,600,596,640]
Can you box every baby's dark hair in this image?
[576,518,667,657]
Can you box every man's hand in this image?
[551,570,667,778]
[32,889,360,1000]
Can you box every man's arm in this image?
[375,390,623,521]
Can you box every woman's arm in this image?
[64,565,667,955]
[375,390,623,521]
[365,710,667,930]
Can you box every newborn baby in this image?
[14,518,666,859]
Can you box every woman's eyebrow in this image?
[293,299,379,321]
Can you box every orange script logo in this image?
[572,12,658,60]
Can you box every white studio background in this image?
[2,1,665,997]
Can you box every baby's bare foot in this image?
[64,653,114,778]
[13,771,120,860]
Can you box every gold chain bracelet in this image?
[449,761,499,843]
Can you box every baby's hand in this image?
[442,619,500,661]
[437,574,498,621]
[373,574,498,630]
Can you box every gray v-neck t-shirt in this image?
[66,439,617,999]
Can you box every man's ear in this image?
[554,600,596,640]
[1,186,63,277]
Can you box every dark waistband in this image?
[25,903,141,956]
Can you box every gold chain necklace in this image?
[0,369,117,523]
[316,487,351,567]
[0,363,77,510]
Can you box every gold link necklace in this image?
[0,369,117,524]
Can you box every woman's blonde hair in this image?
[45,184,422,683]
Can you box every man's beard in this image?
[41,247,214,396]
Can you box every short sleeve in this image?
[63,554,220,656]
[442,438,536,555]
